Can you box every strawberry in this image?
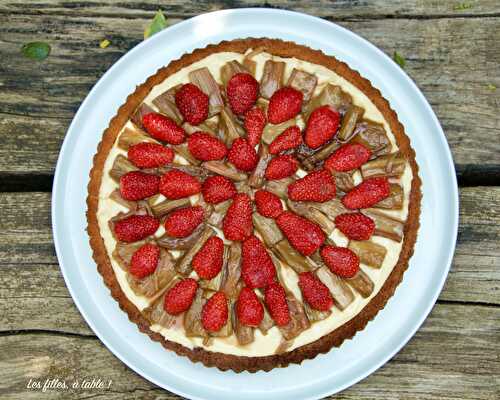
[159,170,201,199]
[254,189,283,218]
[304,105,340,149]
[164,278,198,315]
[222,193,253,241]
[227,138,259,172]
[264,154,299,180]
[114,215,159,243]
[187,132,227,161]
[324,143,371,172]
[264,283,290,326]
[142,113,186,144]
[342,177,390,209]
[201,291,228,332]
[226,73,259,115]
[276,211,325,256]
[175,83,209,125]
[244,107,266,147]
[320,245,359,278]
[236,287,264,327]
[128,142,174,168]
[269,125,303,155]
[267,87,303,124]
[192,236,224,280]
[298,271,334,311]
[201,175,236,204]
[241,235,276,288]
[164,206,204,238]
[129,243,160,279]
[119,171,160,201]
[287,169,336,202]
[334,212,375,240]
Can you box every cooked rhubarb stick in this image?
[172,143,200,165]
[143,278,182,327]
[273,239,316,273]
[219,106,245,146]
[189,67,224,116]
[258,304,275,335]
[362,209,404,242]
[157,223,206,250]
[220,242,242,299]
[220,60,249,87]
[315,266,355,311]
[249,144,272,188]
[287,68,318,102]
[262,119,296,145]
[112,240,147,270]
[303,302,331,322]
[337,105,364,141]
[175,227,214,275]
[207,200,231,228]
[130,103,155,129]
[345,268,374,298]
[109,154,138,181]
[158,164,212,180]
[199,245,228,292]
[349,121,391,158]
[232,301,255,345]
[348,240,387,268]
[287,201,336,235]
[202,160,247,181]
[332,171,356,193]
[253,213,284,247]
[110,189,137,210]
[184,288,208,338]
[304,84,352,120]
[374,184,404,210]
[302,140,341,170]
[279,294,311,341]
[265,176,295,198]
[308,198,350,220]
[361,152,406,179]
[150,198,190,218]
[118,127,159,150]
[182,120,218,136]
[152,85,183,124]
[260,60,285,99]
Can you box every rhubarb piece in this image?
[362,209,404,242]
[232,302,255,345]
[373,184,404,210]
[113,240,146,269]
[287,68,318,103]
[335,212,375,240]
[253,213,284,247]
[207,200,231,228]
[309,198,349,220]
[260,60,285,99]
[202,291,229,332]
[241,235,277,288]
[187,132,227,161]
[172,142,201,165]
[337,105,364,141]
[159,170,201,200]
[118,127,159,150]
[112,214,159,243]
[109,154,138,182]
[265,177,295,201]
[295,143,319,162]
[189,67,224,116]
[142,113,186,145]
[110,189,136,210]
[303,302,331,322]
[361,151,406,179]
[218,106,245,146]
[175,83,209,125]
[175,226,214,275]
[287,169,336,203]
[273,239,316,274]
[184,288,207,337]
[304,84,352,120]
[244,106,266,147]
[152,85,183,124]
[302,140,341,171]
[278,293,310,340]
[350,121,391,157]
[269,125,302,155]
[320,245,360,278]
[220,60,249,87]
[227,72,259,115]
[262,119,297,145]
[202,160,247,181]
[182,120,218,136]
[276,211,326,256]
[325,143,371,173]
[258,305,275,334]
[315,266,355,310]
[150,198,190,218]
[119,171,159,201]
[348,240,387,268]
[248,144,272,188]
[157,222,205,250]
[228,138,259,172]
[131,103,154,129]
[265,154,299,180]
[220,242,242,298]
[342,177,391,209]
[128,142,174,168]
[286,200,336,234]
[304,105,340,149]
[143,278,182,328]
[222,193,253,241]
[332,171,356,193]
[158,163,212,180]
[131,247,176,297]
[298,271,334,311]
[164,206,204,238]
[345,268,374,298]
[268,87,303,124]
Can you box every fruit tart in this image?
[87,38,421,372]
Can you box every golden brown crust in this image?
[86,38,421,372]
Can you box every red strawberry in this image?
[227,73,259,115]
[129,243,160,278]
[175,83,209,125]
[192,236,224,280]
[269,125,303,155]
[201,175,236,204]
[128,142,174,168]
[164,278,198,315]
[114,215,159,243]
[254,189,283,218]
[201,291,228,332]
[264,283,290,326]
[244,107,266,147]
[159,170,201,199]
[287,169,336,203]
[187,132,227,161]
[342,177,390,209]
[324,143,371,172]
[222,193,253,241]
[241,235,276,288]
[267,87,303,124]
[164,206,204,238]
[335,212,375,240]
[320,246,360,278]
[142,113,186,144]
[304,105,340,149]
[227,138,258,172]
[298,272,334,311]
[276,211,325,256]
[236,287,264,327]
[264,154,299,180]
[119,171,160,201]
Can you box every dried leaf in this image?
[453,2,473,10]
[144,10,168,40]
[393,51,405,69]
[21,42,51,61]
[99,39,111,49]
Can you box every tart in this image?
[87,38,421,372]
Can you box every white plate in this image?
[52,8,459,400]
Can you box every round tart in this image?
[87,38,421,372]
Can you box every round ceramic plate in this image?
[52,8,458,400]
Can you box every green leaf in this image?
[487,84,497,91]
[144,10,168,40]
[393,51,406,68]
[454,2,473,10]
[21,42,51,61]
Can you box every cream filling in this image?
[96,50,414,356]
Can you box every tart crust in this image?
[87,38,421,372]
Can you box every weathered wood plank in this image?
[0,303,498,399]
[0,16,499,174]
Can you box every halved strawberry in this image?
[175,83,209,125]
[254,189,283,218]
[241,235,276,288]
[227,138,259,172]
[159,170,201,199]
[164,278,198,315]
[187,132,227,161]
[276,211,325,256]
[264,282,290,326]
[264,154,299,180]
[222,193,253,241]
[269,125,303,155]
[119,171,160,201]
[128,142,174,168]
[201,291,228,332]
[236,287,264,327]
[129,243,160,279]
[226,72,259,115]
[192,236,224,280]
[304,105,340,149]
[334,212,375,240]
[114,215,159,243]
[244,106,266,147]
[267,87,303,124]
[287,169,336,202]
[324,143,371,172]
[341,177,390,209]
[201,175,236,204]
[320,245,360,278]
[298,271,334,311]
[142,113,186,144]
[164,206,204,238]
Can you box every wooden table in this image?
[1,1,499,399]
